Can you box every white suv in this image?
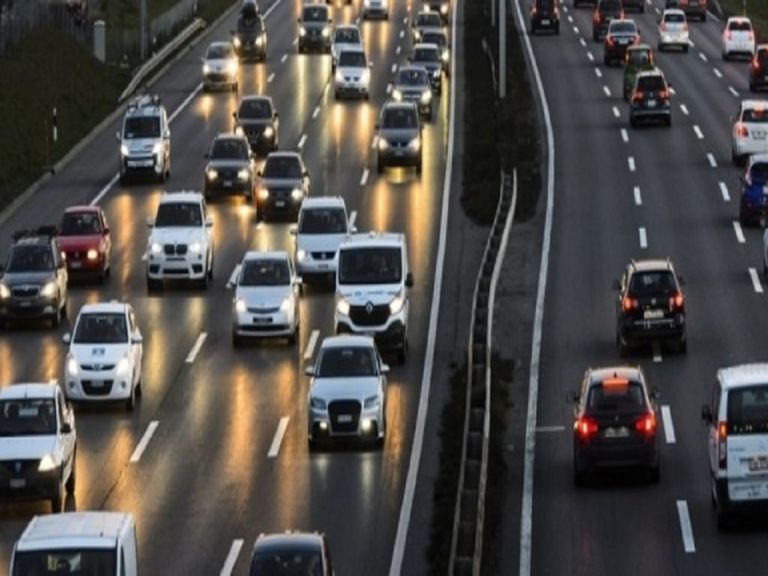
[292,197,355,282]
[702,364,768,529]
[731,100,768,165]
[146,192,214,290]
[63,302,144,410]
[335,232,413,363]
[116,94,171,184]
[0,383,76,512]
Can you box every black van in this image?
[530,0,560,34]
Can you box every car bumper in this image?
[378,147,421,167]
[714,477,768,514]
[299,36,331,50]
[733,138,768,157]
[121,155,162,176]
[64,254,104,273]
[65,374,133,401]
[335,80,370,96]
[629,105,671,120]
[363,4,388,17]
[335,316,406,349]
[233,310,295,338]
[147,256,207,280]
[235,43,267,60]
[205,178,252,195]
[620,315,685,343]
[751,72,768,88]
[660,32,689,45]
[296,257,337,278]
[574,439,658,470]
[256,195,304,215]
[532,16,559,29]
[724,41,755,56]
[309,407,384,440]
[203,72,237,88]
[0,298,58,320]
[0,468,60,502]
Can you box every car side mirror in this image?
[163,130,171,139]
[232,111,238,120]
[131,334,143,344]
[204,153,210,159]
[62,332,71,344]
[274,112,280,120]
[297,17,301,22]
[289,225,297,236]
[205,217,214,228]
[328,18,332,23]
[375,122,380,130]
[303,170,310,177]
[200,56,205,63]
[611,279,621,290]
[57,259,66,270]
[60,422,72,434]
[146,217,155,228]
[381,364,390,374]
[304,366,315,376]
[0,264,4,273]
[115,130,121,141]
[651,386,661,400]
[405,272,414,288]
[701,404,713,424]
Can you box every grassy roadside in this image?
[719,0,768,39]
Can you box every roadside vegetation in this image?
[719,0,768,37]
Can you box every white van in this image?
[702,363,768,529]
[10,511,138,576]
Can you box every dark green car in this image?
[623,44,655,100]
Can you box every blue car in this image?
[740,154,768,225]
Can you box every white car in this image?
[292,197,355,282]
[146,192,215,290]
[334,47,371,100]
[331,24,362,68]
[722,16,755,61]
[306,335,388,448]
[658,9,689,52]
[116,94,171,184]
[731,100,768,165]
[201,41,238,92]
[0,383,76,512]
[63,302,144,410]
[230,251,301,346]
[362,0,389,20]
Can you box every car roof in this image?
[627,258,674,273]
[397,65,428,75]
[213,132,248,143]
[319,334,376,349]
[718,364,768,390]
[636,68,665,79]
[334,24,360,32]
[125,95,164,118]
[17,512,134,551]
[726,16,751,24]
[609,18,637,27]
[741,99,768,110]
[159,191,204,204]
[254,532,324,554]
[627,44,652,52]
[240,95,273,105]
[587,366,645,386]
[242,250,290,262]
[265,151,302,161]
[421,27,446,37]
[0,383,58,401]
[413,42,440,52]
[338,45,365,54]
[340,231,405,249]
[300,196,346,209]
[207,41,232,50]
[63,205,100,214]
[77,301,129,315]
[662,8,685,16]
[749,153,768,165]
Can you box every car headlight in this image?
[38,454,60,473]
[67,356,79,376]
[310,396,327,410]
[238,169,250,181]
[280,297,292,312]
[235,298,247,313]
[335,69,345,82]
[378,138,389,150]
[299,27,307,37]
[235,125,245,136]
[441,3,448,13]
[116,357,131,377]
[364,395,380,410]
[421,90,432,103]
[432,69,441,78]
[150,242,163,255]
[40,281,57,299]
[0,284,10,299]
[297,249,307,262]
[227,60,238,74]
[263,126,275,138]
[322,27,330,37]
[152,142,163,155]
[336,298,350,315]
[206,168,218,181]
[189,242,202,254]
[389,292,405,314]
[120,144,129,156]
[256,34,265,46]
[86,249,99,261]
[442,49,450,62]
[291,187,304,201]
[203,63,211,75]
[361,69,371,84]
[257,188,270,200]
[392,88,403,101]
[408,137,421,150]
[233,36,242,48]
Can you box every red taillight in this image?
[631,90,644,103]
[660,22,667,32]
[633,35,640,45]
[717,421,728,470]
[737,122,749,139]
[530,5,537,15]
[623,296,638,310]
[593,10,600,23]
[726,30,732,41]
[746,169,753,186]
[670,291,684,310]
[620,9,624,18]
[658,89,670,100]
[749,31,755,43]
[554,6,559,16]
[576,416,599,440]
[753,58,761,71]
[635,412,657,436]
[606,36,615,47]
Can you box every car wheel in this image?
[65,448,76,494]
[555,24,560,35]
[629,115,637,128]
[678,336,687,354]
[232,332,242,348]
[198,273,209,290]
[147,277,161,292]
[416,159,423,174]
[683,44,689,53]
[119,172,128,186]
[665,115,672,127]
[51,310,60,329]
[126,381,136,411]
[716,508,730,531]
[60,299,67,319]
[377,158,384,174]
[573,465,588,487]
[397,337,408,364]
[723,51,729,61]
[50,480,63,513]
[308,437,319,451]
[658,42,663,52]
[208,253,214,281]
[639,4,644,12]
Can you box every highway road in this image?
[0,0,456,574]
[513,0,768,574]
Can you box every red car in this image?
[57,206,112,282]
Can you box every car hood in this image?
[379,127,420,141]
[311,376,381,401]
[238,118,273,129]
[338,284,400,305]
[414,60,441,72]
[0,271,55,286]
[260,176,303,189]
[297,233,347,253]
[337,65,366,77]
[57,235,102,251]
[204,57,234,71]
[71,343,130,364]
[236,285,292,307]
[123,138,158,154]
[149,227,205,245]
[0,436,59,461]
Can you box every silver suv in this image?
[375,101,423,174]
[116,95,171,184]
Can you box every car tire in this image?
[573,465,588,487]
[665,116,672,127]
[683,44,689,53]
[51,310,60,329]
[678,336,687,354]
[397,337,408,364]
[60,299,67,319]
[629,115,637,128]
[50,480,63,513]
[233,332,242,348]
[65,448,76,494]
[716,508,730,531]
[639,4,644,13]
[126,381,136,411]
[147,277,161,292]
[649,462,660,483]
[308,437,319,451]
[377,158,384,174]
[723,51,729,61]
[416,158,423,174]
[119,172,128,186]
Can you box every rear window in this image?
[637,75,667,91]
[758,50,768,64]
[728,20,752,32]
[749,162,768,181]
[627,50,652,66]
[611,22,637,34]
[727,386,768,435]
[587,380,646,414]
[628,270,676,296]
[663,13,685,23]
[743,107,768,123]
[600,1,622,12]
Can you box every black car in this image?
[232,1,268,62]
[204,134,255,200]
[629,69,672,127]
[421,29,450,73]
[530,0,560,34]
[233,95,279,155]
[750,45,768,92]
[676,0,706,21]
[592,0,623,41]
[249,532,334,576]
[603,19,639,65]
[392,66,434,119]
[298,4,332,54]
[622,0,644,12]
[614,258,686,354]
[255,152,311,220]
[572,366,660,485]
[0,228,68,329]
[410,43,443,94]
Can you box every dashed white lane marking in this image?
[612,106,620,118]
[680,104,689,115]
[92,174,120,205]
[312,106,320,119]
[268,417,290,458]
[652,342,662,363]
[587,51,594,61]
[141,252,148,262]
[349,210,357,229]
[186,332,208,363]
[688,39,695,47]
[355,16,361,24]
[654,6,661,14]
[227,264,242,288]
[628,156,636,172]
[399,30,405,38]
[403,16,407,23]
[603,85,611,97]
[391,63,398,73]
[360,168,370,186]
[749,268,764,293]
[595,67,603,78]
[562,4,568,12]
[580,38,587,48]
[693,125,704,139]
[661,405,676,444]
[567,14,573,23]
[298,134,308,150]
[130,421,159,463]
[699,52,707,62]
[267,72,275,83]
[719,181,731,202]
[620,128,629,143]
[536,425,565,433]
[668,86,676,95]
[371,135,379,149]
[573,26,579,34]
[281,53,288,63]
[713,67,723,78]
[220,539,244,576]
[729,86,739,97]
[386,83,393,94]
[634,186,642,206]
[677,501,696,553]
[733,220,746,244]
[707,153,718,168]
[303,329,320,360]
[396,45,402,55]
[293,38,298,46]
[639,227,647,249]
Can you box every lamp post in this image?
[139,0,147,60]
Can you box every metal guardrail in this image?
[448,169,517,576]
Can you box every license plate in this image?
[644,309,664,319]
[128,160,152,167]
[223,180,233,188]
[318,263,329,270]
[604,426,629,438]
[252,317,272,324]
[541,18,550,25]
[69,261,82,269]
[275,200,285,207]
[337,414,353,423]
[647,99,657,108]
[749,456,768,471]
[19,301,31,307]
[90,380,105,388]
[10,478,25,489]
[619,39,629,45]
[395,150,404,156]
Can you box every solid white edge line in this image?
[707,153,717,168]
[389,0,459,571]
[267,417,290,458]
[185,332,208,363]
[676,500,696,553]
[693,125,704,139]
[719,181,731,202]
[349,210,357,229]
[219,539,244,576]
[360,168,370,186]
[749,268,764,293]
[129,420,159,463]
[733,220,746,244]
[90,174,120,206]
[303,329,319,361]
[661,405,676,444]
[511,0,556,571]
[633,186,642,206]
[639,227,647,249]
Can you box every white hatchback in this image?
[201,41,238,92]
[334,47,371,100]
[63,302,144,410]
[722,16,755,60]
[292,197,355,282]
[658,9,689,52]
[731,99,768,165]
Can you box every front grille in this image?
[82,380,114,396]
[328,400,361,433]
[217,168,238,180]
[267,188,292,201]
[349,303,390,327]
[11,286,40,298]
[311,251,335,261]
[246,127,264,140]
[247,306,280,313]
[80,364,116,371]
[0,459,39,477]
[163,244,188,256]
[207,73,229,82]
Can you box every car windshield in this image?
[628,270,677,296]
[239,99,272,120]
[240,259,290,286]
[206,44,233,59]
[749,162,768,182]
[600,0,622,12]
[123,116,160,139]
[238,15,264,32]
[211,139,249,160]
[422,33,446,48]
[263,156,303,178]
[12,550,117,576]
[416,13,441,27]
[74,312,128,344]
[611,22,637,34]
[382,107,418,128]
[339,247,402,284]
[0,399,56,436]
[728,20,752,31]
[6,245,53,272]
[335,29,360,43]
[397,69,428,86]
[414,47,439,62]
[338,51,366,67]
[587,381,646,414]
[663,13,685,23]
[299,208,347,234]
[303,7,328,22]
[59,212,101,236]
[250,550,324,576]
[727,385,768,435]
[627,50,652,66]
[743,107,768,123]
[637,76,666,91]
[317,346,378,377]
[154,202,203,227]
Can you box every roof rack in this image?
[127,94,161,111]
[12,225,57,242]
